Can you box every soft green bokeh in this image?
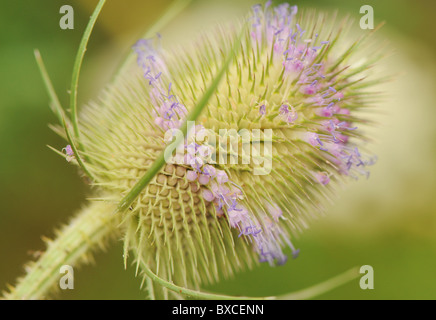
[1,0,435,299]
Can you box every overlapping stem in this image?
[4,201,120,300]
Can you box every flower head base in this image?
[71,2,382,297]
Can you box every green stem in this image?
[137,252,360,300]
[277,267,360,300]
[34,50,96,181]
[34,50,64,125]
[62,117,97,181]
[138,255,274,300]
[70,0,106,146]
[4,201,120,300]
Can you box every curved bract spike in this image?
[70,0,106,150]
[34,49,96,182]
[135,247,360,300]
[34,49,64,125]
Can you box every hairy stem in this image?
[4,201,120,300]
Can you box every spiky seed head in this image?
[69,3,381,296]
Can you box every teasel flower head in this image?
[61,2,382,298]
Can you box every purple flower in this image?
[306,132,323,147]
[198,174,210,185]
[202,164,216,178]
[279,104,298,123]
[186,170,198,182]
[314,172,330,185]
[216,170,229,184]
[202,189,215,202]
[62,145,75,162]
[259,104,266,115]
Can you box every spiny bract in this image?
[69,3,380,298]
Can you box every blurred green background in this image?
[1,0,435,299]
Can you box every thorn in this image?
[260,65,265,86]
[261,85,268,100]
[250,73,256,94]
